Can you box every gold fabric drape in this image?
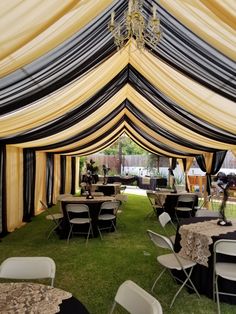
[65,156,72,194]
[160,0,236,60]
[6,145,23,231]
[34,152,47,215]
[178,157,194,191]
[75,156,80,193]
[0,0,114,76]
[52,154,61,204]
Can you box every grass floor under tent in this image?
[0,194,236,314]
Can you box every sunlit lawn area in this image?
[0,194,236,313]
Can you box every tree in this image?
[102,135,147,156]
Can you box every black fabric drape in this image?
[2,66,235,155]
[2,67,128,144]
[46,153,54,207]
[23,149,36,221]
[196,151,227,194]
[71,157,76,195]
[144,1,235,101]
[169,158,177,170]
[210,151,227,174]
[60,155,66,194]
[0,145,7,236]
[128,66,236,144]
[1,0,234,117]
[0,1,126,115]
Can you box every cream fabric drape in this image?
[0,48,129,137]
[75,156,80,193]
[8,81,236,154]
[129,41,236,133]
[200,0,236,29]
[65,156,72,194]
[52,154,61,204]
[34,152,47,215]
[6,145,23,232]
[2,40,235,141]
[178,157,194,191]
[0,0,114,76]
[160,0,236,60]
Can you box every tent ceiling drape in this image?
[0,0,235,158]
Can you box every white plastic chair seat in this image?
[98,214,116,221]
[46,213,63,220]
[69,217,91,224]
[157,254,196,270]
[215,263,236,281]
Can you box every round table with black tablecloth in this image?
[59,196,116,239]
[60,295,90,313]
[174,217,236,304]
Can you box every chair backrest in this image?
[112,280,163,314]
[176,194,196,208]
[147,230,173,251]
[66,203,89,214]
[158,212,172,228]
[100,201,120,215]
[146,192,156,206]
[40,200,61,221]
[214,239,236,257]
[0,257,56,286]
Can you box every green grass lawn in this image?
[0,194,236,313]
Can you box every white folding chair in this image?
[146,191,163,219]
[213,239,236,314]
[0,257,56,286]
[147,230,200,308]
[66,204,93,246]
[110,280,163,314]
[158,212,176,244]
[175,194,196,223]
[97,201,120,240]
[40,200,63,239]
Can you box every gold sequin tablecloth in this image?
[0,282,72,314]
[179,219,236,267]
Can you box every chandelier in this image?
[108,0,163,50]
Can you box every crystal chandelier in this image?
[108,0,163,50]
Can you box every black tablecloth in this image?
[174,217,236,304]
[137,177,167,190]
[96,185,115,196]
[60,199,116,239]
[60,296,90,314]
[106,175,138,185]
